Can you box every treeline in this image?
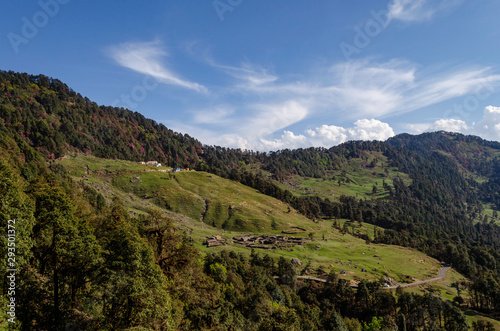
[3,70,500,325]
[0,129,479,330]
[199,133,500,318]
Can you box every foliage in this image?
[5,69,500,328]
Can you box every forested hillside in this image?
[0,71,202,166]
[1,70,500,330]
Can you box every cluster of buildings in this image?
[140,160,162,167]
[139,161,190,172]
[204,235,312,249]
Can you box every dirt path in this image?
[294,266,451,289]
[296,275,329,282]
[386,266,451,289]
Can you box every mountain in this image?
[0,70,203,166]
[1,70,500,329]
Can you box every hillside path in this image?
[386,266,451,289]
[294,266,451,289]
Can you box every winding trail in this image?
[293,266,451,289]
[296,275,330,283]
[386,266,451,289]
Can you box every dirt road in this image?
[294,266,451,289]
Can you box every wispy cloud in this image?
[217,59,500,120]
[107,40,207,93]
[191,106,235,125]
[110,40,500,151]
[472,105,500,140]
[179,57,500,150]
[167,117,395,152]
[401,67,500,115]
[324,61,500,119]
[388,0,463,22]
[210,61,277,86]
[247,100,308,137]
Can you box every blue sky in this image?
[2,0,500,151]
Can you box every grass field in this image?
[55,153,500,327]
[188,218,447,284]
[58,154,314,233]
[56,154,500,326]
[277,151,412,201]
[57,154,446,284]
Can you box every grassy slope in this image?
[58,154,312,232]
[276,151,412,201]
[57,154,458,283]
[192,219,447,283]
[58,154,500,325]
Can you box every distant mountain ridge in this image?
[3,70,500,176]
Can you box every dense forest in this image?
[1,70,500,330]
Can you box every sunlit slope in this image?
[57,154,478,318]
[57,154,465,286]
[58,154,313,232]
[275,150,412,201]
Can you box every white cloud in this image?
[253,119,395,151]
[182,57,500,150]
[190,105,500,151]
[192,106,234,125]
[107,40,207,93]
[428,118,469,133]
[114,41,500,150]
[211,61,277,86]
[172,100,309,150]
[405,106,500,141]
[305,119,395,148]
[403,122,433,134]
[220,58,500,121]
[327,59,415,117]
[388,0,463,22]
[474,106,500,140]
[260,131,309,151]
[389,0,433,22]
[328,61,500,119]
[403,68,500,115]
[247,100,309,137]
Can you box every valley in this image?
[57,155,459,287]
[57,153,500,328]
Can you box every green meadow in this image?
[57,154,500,325]
[276,151,412,201]
[58,154,455,285]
